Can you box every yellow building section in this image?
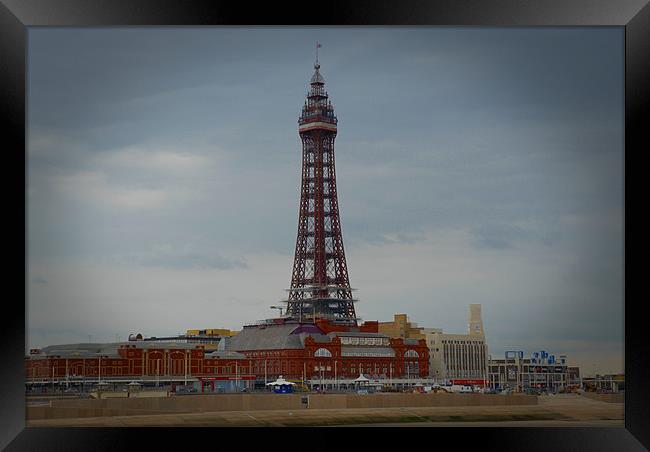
[377,314,425,340]
[186,328,239,337]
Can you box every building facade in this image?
[379,305,489,385]
[378,314,426,340]
[487,350,574,392]
[225,317,429,382]
[426,304,488,384]
[25,341,255,392]
[581,373,623,392]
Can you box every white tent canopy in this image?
[266,375,296,386]
[354,373,370,382]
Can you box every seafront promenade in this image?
[26,393,622,427]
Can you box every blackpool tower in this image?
[284,51,358,326]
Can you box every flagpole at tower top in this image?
[315,42,322,66]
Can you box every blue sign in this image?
[273,384,293,394]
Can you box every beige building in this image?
[378,314,425,340]
[380,305,489,383]
[424,304,488,382]
[186,328,238,337]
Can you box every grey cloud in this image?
[469,222,551,250]
[114,250,247,270]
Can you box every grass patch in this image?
[282,412,575,426]
[266,413,571,427]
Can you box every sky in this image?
[27,27,624,375]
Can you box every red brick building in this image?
[25,342,254,384]
[225,318,429,380]
[26,318,429,387]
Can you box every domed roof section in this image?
[310,63,325,84]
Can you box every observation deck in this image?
[298,62,338,134]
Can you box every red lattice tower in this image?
[284,56,358,325]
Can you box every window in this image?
[314,348,332,357]
[404,350,419,358]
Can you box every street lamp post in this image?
[335,361,338,391]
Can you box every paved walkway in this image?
[27,394,624,427]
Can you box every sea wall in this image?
[26,393,537,420]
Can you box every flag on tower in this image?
[317,42,322,48]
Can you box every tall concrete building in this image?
[425,304,488,383]
[468,304,484,337]
[380,305,489,384]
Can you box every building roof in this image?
[225,323,331,351]
[310,63,325,84]
[328,331,390,338]
[30,341,200,359]
[291,324,323,335]
[36,343,121,359]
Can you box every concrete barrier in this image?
[26,392,537,421]
[130,390,169,398]
[90,391,129,399]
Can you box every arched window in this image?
[314,348,332,357]
[404,350,419,358]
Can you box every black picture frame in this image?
[1,0,647,450]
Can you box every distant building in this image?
[377,305,489,385]
[378,314,425,340]
[488,350,575,392]
[185,328,238,337]
[225,317,429,382]
[568,366,581,386]
[582,373,624,393]
[25,341,255,393]
[126,329,238,352]
[425,305,488,384]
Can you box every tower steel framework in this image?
[284,57,358,325]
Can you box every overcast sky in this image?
[27,27,624,375]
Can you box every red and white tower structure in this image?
[285,51,358,325]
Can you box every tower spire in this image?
[285,57,358,326]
